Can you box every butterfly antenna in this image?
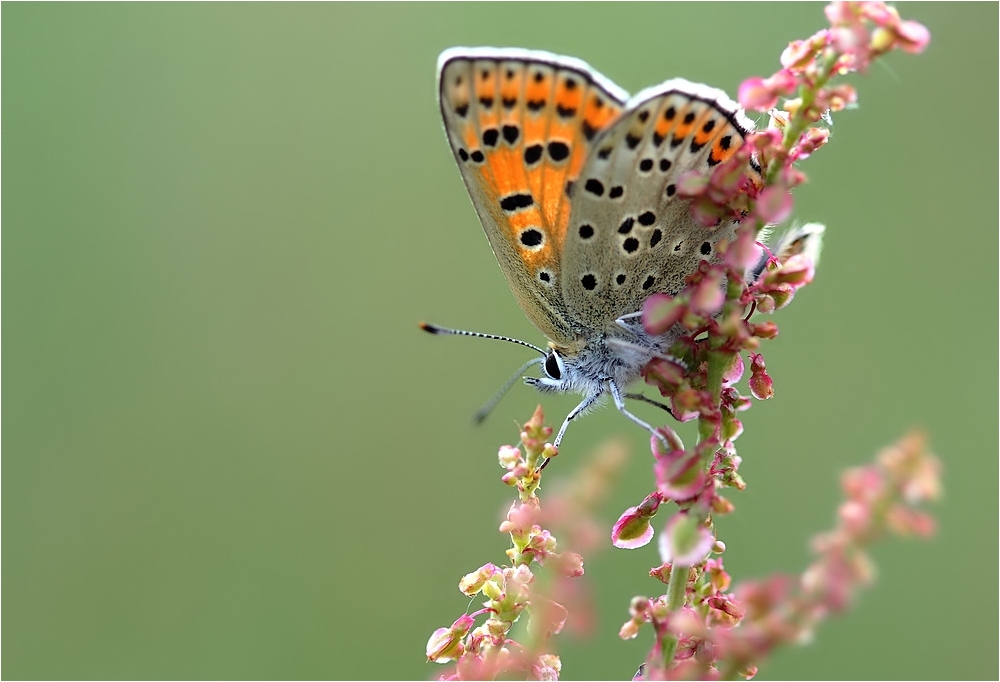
[420,322,547,425]
[473,357,543,424]
[419,322,547,356]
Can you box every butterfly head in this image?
[524,329,662,399]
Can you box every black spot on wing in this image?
[520,228,543,247]
[584,179,604,197]
[500,192,534,212]
[547,141,569,162]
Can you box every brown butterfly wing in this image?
[560,79,762,329]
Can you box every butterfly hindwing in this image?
[560,79,761,329]
[438,48,628,344]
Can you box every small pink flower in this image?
[690,199,727,228]
[722,353,745,386]
[886,505,936,537]
[612,492,663,549]
[738,77,779,111]
[555,551,585,578]
[426,613,475,662]
[791,126,831,162]
[705,557,732,593]
[780,37,819,72]
[839,499,873,537]
[706,595,745,626]
[530,653,561,681]
[721,415,744,442]
[689,269,726,315]
[452,654,483,680]
[642,356,687,392]
[531,596,569,638]
[748,354,774,400]
[859,1,896,26]
[619,618,641,640]
[655,448,705,501]
[750,320,780,339]
[765,253,816,287]
[498,444,521,469]
[460,564,501,596]
[726,226,762,271]
[841,465,883,502]
[499,499,540,535]
[739,70,800,112]
[755,186,794,224]
[642,293,686,336]
[829,24,869,63]
[894,20,931,53]
[675,168,710,197]
[658,513,714,567]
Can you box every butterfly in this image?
[423,47,763,452]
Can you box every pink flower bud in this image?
[768,254,816,287]
[751,320,780,339]
[655,448,705,501]
[675,169,710,197]
[839,499,873,537]
[755,186,794,224]
[707,595,745,626]
[497,445,521,468]
[611,492,663,549]
[619,619,641,640]
[689,269,726,315]
[748,353,774,400]
[780,39,817,71]
[722,353,745,385]
[738,77,779,111]
[643,293,685,335]
[426,613,475,662]
[886,505,937,537]
[642,356,687,394]
[895,20,931,53]
[659,513,714,567]
[792,126,831,161]
[530,654,561,680]
[460,564,500,596]
[690,198,726,228]
[768,68,799,94]
[499,500,539,534]
[556,552,585,577]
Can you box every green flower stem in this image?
[654,46,838,663]
[658,561,690,667]
[660,333,732,670]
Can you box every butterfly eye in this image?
[544,351,563,380]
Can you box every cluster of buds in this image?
[684,1,930,254]
[616,432,940,680]
[426,408,586,681]
[610,2,934,679]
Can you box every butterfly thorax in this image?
[527,322,676,398]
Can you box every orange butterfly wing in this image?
[438,48,627,346]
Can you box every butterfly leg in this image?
[538,391,604,471]
[550,391,603,450]
[624,392,676,418]
[609,380,670,449]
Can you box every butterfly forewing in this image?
[560,80,760,330]
[437,48,628,344]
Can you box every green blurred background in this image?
[3,3,996,680]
